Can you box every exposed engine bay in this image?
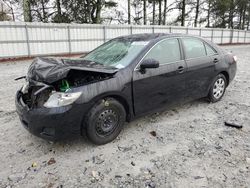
[19,57,117,108]
[54,70,114,92]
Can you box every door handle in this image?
[177,66,184,73]
[213,58,219,63]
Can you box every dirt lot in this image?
[0,45,250,188]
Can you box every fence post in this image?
[237,30,240,43]
[152,26,154,33]
[186,27,188,34]
[169,26,172,33]
[24,24,31,57]
[199,28,202,36]
[130,25,133,35]
[103,26,107,43]
[244,30,247,43]
[67,25,71,54]
[211,28,214,42]
[230,29,233,44]
[221,29,224,44]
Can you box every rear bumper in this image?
[15,90,86,141]
[228,63,237,84]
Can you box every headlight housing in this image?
[44,92,82,108]
[21,82,29,94]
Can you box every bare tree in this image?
[194,0,199,27]
[87,0,91,23]
[158,0,162,25]
[143,0,146,24]
[163,0,167,25]
[2,0,16,21]
[128,0,131,24]
[247,1,250,30]
[242,6,246,29]
[132,0,143,24]
[228,0,235,29]
[30,0,54,22]
[206,0,212,27]
[91,0,102,23]
[41,0,47,22]
[237,0,248,29]
[23,0,32,22]
[181,0,186,26]
[153,0,155,24]
[0,2,12,21]
[56,0,61,19]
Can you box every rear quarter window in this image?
[204,43,218,56]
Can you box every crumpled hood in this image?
[27,57,118,84]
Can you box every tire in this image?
[84,98,126,145]
[207,74,227,103]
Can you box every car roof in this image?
[116,33,187,42]
[115,33,220,51]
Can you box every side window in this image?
[182,38,206,59]
[144,38,181,64]
[205,43,217,56]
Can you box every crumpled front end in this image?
[15,90,83,140]
[15,57,117,140]
[20,80,52,109]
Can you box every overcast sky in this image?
[1,0,206,27]
[103,0,181,25]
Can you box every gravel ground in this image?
[0,45,250,188]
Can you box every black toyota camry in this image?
[15,33,237,145]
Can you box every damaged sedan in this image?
[15,33,237,145]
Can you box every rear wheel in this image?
[207,74,227,103]
[84,98,126,145]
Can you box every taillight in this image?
[233,55,237,63]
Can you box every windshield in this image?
[82,39,149,69]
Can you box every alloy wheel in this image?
[213,78,225,99]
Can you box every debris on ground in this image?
[115,175,122,178]
[47,158,56,165]
[246,158,250,164]
[194,176,204,180]
[224,122,243,129]
[149,131,157,137]
[91,171,103,182]
[117,144,137,152]
[8,172,27,183]
[31,162,37,168]
[92,155,104,164]
[118,145,133,152]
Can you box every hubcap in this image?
[213,78,225,99]
[96,109,118,136]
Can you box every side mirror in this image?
[140,59,159,70]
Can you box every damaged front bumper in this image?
[15,57,117,141]
[15,90,86,141]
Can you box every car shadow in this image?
[26,98,209,151]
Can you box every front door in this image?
[132,38,187,116]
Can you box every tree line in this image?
[0,0,250,30]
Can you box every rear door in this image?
[132,38,187,115]
[181,37,217,100]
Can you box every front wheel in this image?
[84,98,126,145]
[207,74,227,103]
